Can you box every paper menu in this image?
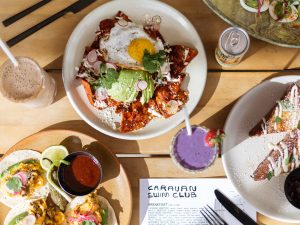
[140,178,256,225]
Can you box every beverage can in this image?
[215,27,250,67]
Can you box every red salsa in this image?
[62,155,101,194]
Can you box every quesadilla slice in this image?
[249,83,300,136]
[252,129,300,181]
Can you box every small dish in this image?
[284,167,300,209]
[58,151,102,196]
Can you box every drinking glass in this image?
[0,56,56,108]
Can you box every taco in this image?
[4,197,66,225]
[65,193,118,225]
[0,150,49,207]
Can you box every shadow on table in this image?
[191,72,222,118]
[120,157,150,225]
[48,70,66,103]
[41,120,140,154]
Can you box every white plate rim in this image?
[223,75,300,223]
[62,0,207,140]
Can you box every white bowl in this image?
[62,0,207,140]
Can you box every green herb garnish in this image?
[279,99,294,111]
[92,64,120,90]
[60,159,70,166]
[297,120,300,130]
[285,156,291,165]
[267,171,274,181]
[142,50,166,73]
[274,2,284,18]
[101,209,108,225]
[82,221,96,225]
[274,116,282,123]
[6,176,22,193]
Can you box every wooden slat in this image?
[0,0,109,67]
[1,70,300,154]
[119,157,299,225]
[0,0,299,70]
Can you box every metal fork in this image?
[200,204,228,225]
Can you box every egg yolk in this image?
[128,38,155,63]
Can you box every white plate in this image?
[223,75,300,223]
[62,0,207,140]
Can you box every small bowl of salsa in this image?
[58,151,102,196]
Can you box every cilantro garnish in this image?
[297,120,300,130]
[267,171,274,181]
[274,116,282,124]
[285,156,291,165]
[101,209,108,225]
[210,136,222,144]
[6,176,22,193]
[92,64,119,90]
[142,50,166,73]
[280,100,294,111]
[82,221,96,225]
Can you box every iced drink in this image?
[171,126,221,172]
[0,57,56,108]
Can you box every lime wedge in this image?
[40,145,69,170]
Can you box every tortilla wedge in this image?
[82,79,95,106]
[4,198,66,225]
[65,195,118,225]
[0,150,49,208]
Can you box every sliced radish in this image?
[117,19,128,27]
[137,80,148,91]
[106,62,117,70]
[93,61,102,74]
[87,49,98,64]
[153,23,160,31]
[166,100,179,114]
[96,87,108,101]
[135,82,141,91]
[22,215,36,225]
[15,171,28,186]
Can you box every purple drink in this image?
[171,126,218,172]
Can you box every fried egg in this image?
[100,21,164,67]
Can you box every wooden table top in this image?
[0,0,300,225]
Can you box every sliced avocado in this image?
[8,211,29,225]
[245,0,258,8]
[107,70,148,103]
[0,159,37,179]
[141,73,154,105]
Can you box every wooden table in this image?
[0,0,300,224]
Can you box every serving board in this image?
[0,129,132,225]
